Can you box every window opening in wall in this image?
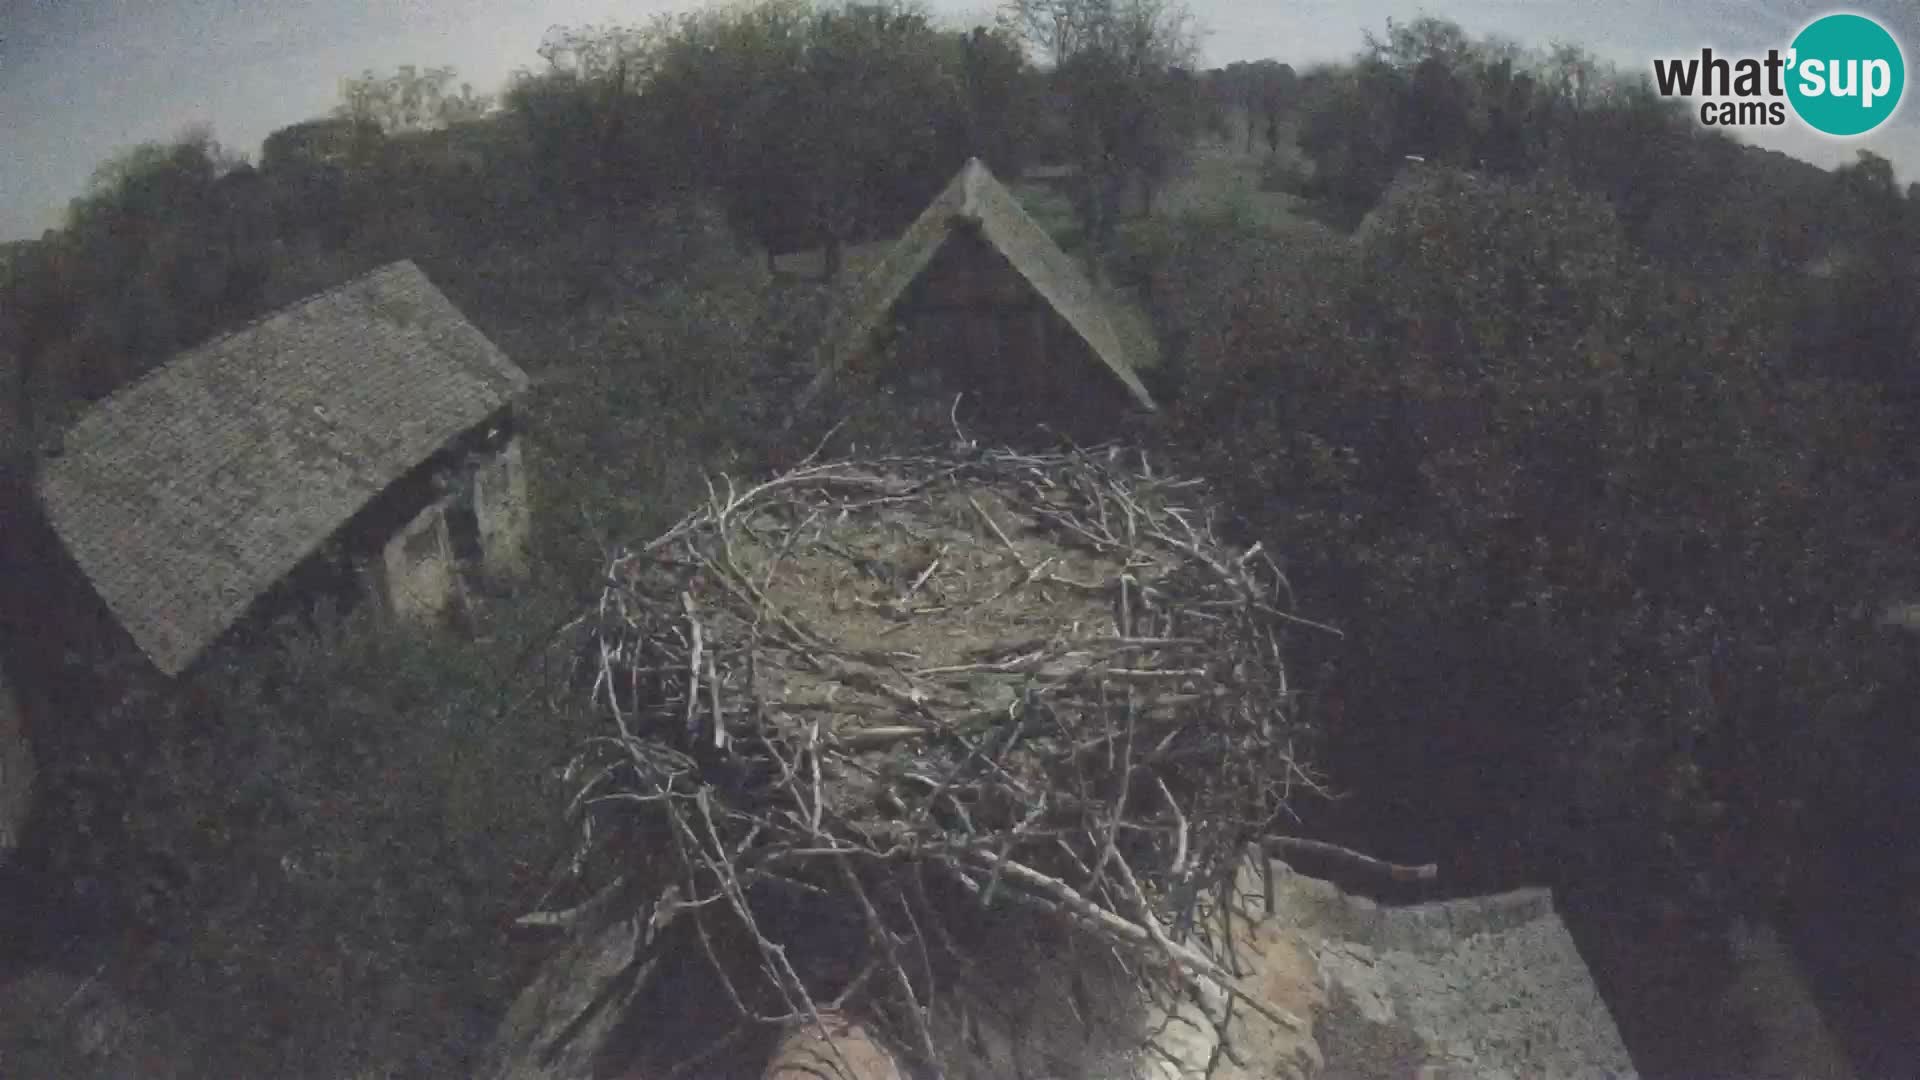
[445,492,482,564]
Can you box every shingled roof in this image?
[37,260,529,676]
[797,157,1157,412]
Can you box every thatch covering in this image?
[36,260,529,675]
[796,158,1158,414]
[510,443,1347,1078]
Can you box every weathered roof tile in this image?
[37,260,528,675]
[799,158,1158,413]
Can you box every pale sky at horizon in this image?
[3,0,1918,242]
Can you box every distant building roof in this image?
[798,157,1157,413]
[37,260,529,675]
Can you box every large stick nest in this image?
[546,443,1335,1077]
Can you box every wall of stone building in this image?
[377,497,456,624]
[885,235,1133,435]
[0,674,31,864]
[1722,917,1854,1080]
[472,436,530,580]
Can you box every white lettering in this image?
[1799,57,1827,97]
[1830,58,1858,99]
[1862,59,1892,108]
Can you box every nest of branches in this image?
[542,441,1341,1077]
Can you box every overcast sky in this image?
[2,0,1917,241]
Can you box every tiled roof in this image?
[800,157,1158,412]
[37,260,529,675]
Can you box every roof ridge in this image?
[797,155,1157,416]
[203,259,420,355]
[63,259,423,425]
[959,157,985,221]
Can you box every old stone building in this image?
[36,259,531,677]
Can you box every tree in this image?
[1251,61,1296,154]
[334,64,490,134]
[1364,15,1474,71]
[501,20,674,286]
[1210,60,1294,153]
[0,128,278,418]
[436,81,494,126]
[1002,0,1204,250]
[0,239,65,454]
[258,117,363,244]
[261,116,366,173]
[799,3,968,272]
[1000,0,1105,66]
[645,1,971,278]
[64,130,255,363]
[1055,46,1137,247]
[1540,41,1602,113]
[529,15,669,182]
[506,3,1034,280]
[1154,164,1907,922]
[1400,55,1473,165]
[952,25,1042,178]
[640,0,811,266]
[1808,151,1920,397]
[1475,54,1541,175]
[1290,19,1696,218]
[1296,62,1401,214]
[503,70,597,197]
[1001,0,1197,68]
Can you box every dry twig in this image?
[539,443,1361,1075]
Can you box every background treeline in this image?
[0,0,1217,450]
[1184,15,1920,906]
[1134,16,1920,1073]
[3,2,1919,1077]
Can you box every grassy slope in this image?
[1153,132,1318,237]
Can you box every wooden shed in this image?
[35,260,532,677]
[797,158,1157,426]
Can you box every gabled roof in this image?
[37,260,529,675]
[798,157,1157,412]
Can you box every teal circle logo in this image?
[1786,13,1905,136]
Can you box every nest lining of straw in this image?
[540,443,1337,1077]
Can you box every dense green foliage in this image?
[336,64,494,134]
[502,2,1046,277]
[1,132,269,425]
[1002,0,1207,245]
[120,608,592,1076]
[1204,59,1295,152]
[1150,167,1912,898]
[1140,18,1920,941]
